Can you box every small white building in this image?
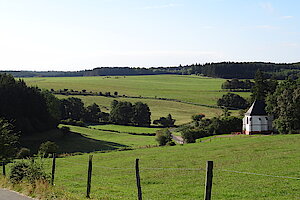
[242,100,273,135]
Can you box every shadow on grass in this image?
[20,129,128,154]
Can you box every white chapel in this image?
[242,100,273,135]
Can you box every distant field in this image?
[24,75,251,106]
[40,134,300,200]
[24,75,247,124]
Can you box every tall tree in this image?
[110,101,134,125]
[0,73,57,134]
[60,97,85,121]
[251,70,278,101]
[0,118,19,163]
[266,78,300,134]
[132,102,151,127]
[252,69,267,100]
[84,103,102,123]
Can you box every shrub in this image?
[217,93,249,109]
[60,126,71,136]
[9,160,49,184]
[181,128,212,143]
[153,114,176,127]
[60,118,85,127]
[155,129,172,146]
[192,113,205,121]
[39,141,58,157]
[166,141,176,146]
[17,148,31,158]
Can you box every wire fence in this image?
[41,155,300,199]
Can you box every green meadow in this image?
[21,125,157,153]
[39,134,300,200]
[89,124,160,134]
[24,75,248,124]
[24,75,250,105]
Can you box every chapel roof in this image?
[245,100,268,116]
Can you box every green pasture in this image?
[40,134,299,200]
[89,124,160,134]
[23,75,248,124]
[21,125,157,154]
[24,75,251,106]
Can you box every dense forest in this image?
[0,74,58,134]
[3,62,300,79]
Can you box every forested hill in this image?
[2,66,182,77]
[2,62,300,79]
[187,62,300,79]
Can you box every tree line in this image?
[188,62,300,79]
[221,79,254,91]
[4,62,300,79]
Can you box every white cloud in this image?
[141,3,183,10]
[281,15,293,19]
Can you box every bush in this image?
[9,160,49,184]
[39,141,58,157]
[153,114,176,127]
[181,128,211,143]
[155,129,172,146]
[17,148,31,158]
[192,113,205,121]
[217,93,249,109]
[60,118,85,127]
[60,126,71,136]
[166,141,176,146]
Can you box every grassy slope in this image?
[89,124,160,134]
[21,125,157,153]
[24,75,250,105]
[24,75,246,124]
[42,134,299,200]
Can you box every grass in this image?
[23,75,247,124]
[66,125,157,148]
[24,75,251,106]
[34,134,300,200]
[89,124,160,134]
[21,125,157,154]
[0,176,77,200]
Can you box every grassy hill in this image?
[24,75,250,106]
[38,134,300,200]
[24,75,248,124]
[21,125,158,154]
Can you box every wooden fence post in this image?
[135,158,142,200]
[2,161,5,176]
[86,155,93,198]
[204,161,213,200]
[51,154,56,185]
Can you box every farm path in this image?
[0,188,35,200]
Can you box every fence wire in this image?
[55,157,300,180]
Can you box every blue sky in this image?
[0,0,299,71]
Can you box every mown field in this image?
[89,124,160,134]
[38,134,300,200]
[24,75,248,124]
[21,125,158,154]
